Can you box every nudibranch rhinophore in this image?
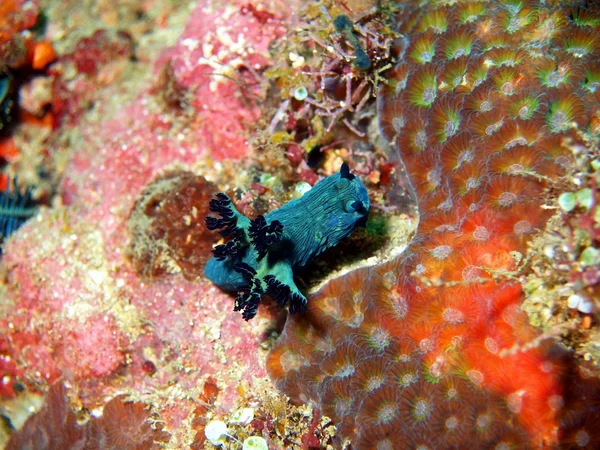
[204,163,370,320]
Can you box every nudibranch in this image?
[204,163,370,320]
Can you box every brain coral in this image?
[268,0,600,448]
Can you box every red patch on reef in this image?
[0,322,61,399]
[50,30,134,127]
[70,30,133,76]
[0,345,22,398]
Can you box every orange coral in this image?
[267,1,600,448]
[0,136,19,161]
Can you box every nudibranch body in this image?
[205,163,370,320]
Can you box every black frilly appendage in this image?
[205,193,245,260]
[205,193,237,236]
[233,262,263,320]
[211,228,245,260]
[264,275,307,314]
[248,215,283,261]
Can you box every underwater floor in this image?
[1,0,600,449]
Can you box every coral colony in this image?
[268,1,600,449]
[1,0,600,449]
[205,163,370,320]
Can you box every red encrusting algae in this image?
[268,1,600,448]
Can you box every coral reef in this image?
[50,29,135,128]
[255,0,398,187]
[191,378,337,449]
[0,0,53,77]
[522,132,600,369]
[0,0,57,188]
[205,163,370,320]
[1,0,600,449]
[268,0,600,448]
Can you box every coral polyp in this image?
[407,66,438,107]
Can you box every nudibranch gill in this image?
[204,163,370,320]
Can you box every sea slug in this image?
[204,163,370,320]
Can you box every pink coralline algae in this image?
[58,315,127,380]
[158,1,288,160]
[1,0,291,443]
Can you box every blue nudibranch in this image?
[204,163,370,320]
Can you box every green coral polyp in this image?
[204,164,370,320]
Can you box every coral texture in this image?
[128,170,220,280]
[50,29,135,128]
[205,163,370,320]
[6,382,170,450]
[267,1,600,448]
[0,0,56,131]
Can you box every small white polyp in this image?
[243,436,268,450]
[567,294,594,314]
[205,420,229,446]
